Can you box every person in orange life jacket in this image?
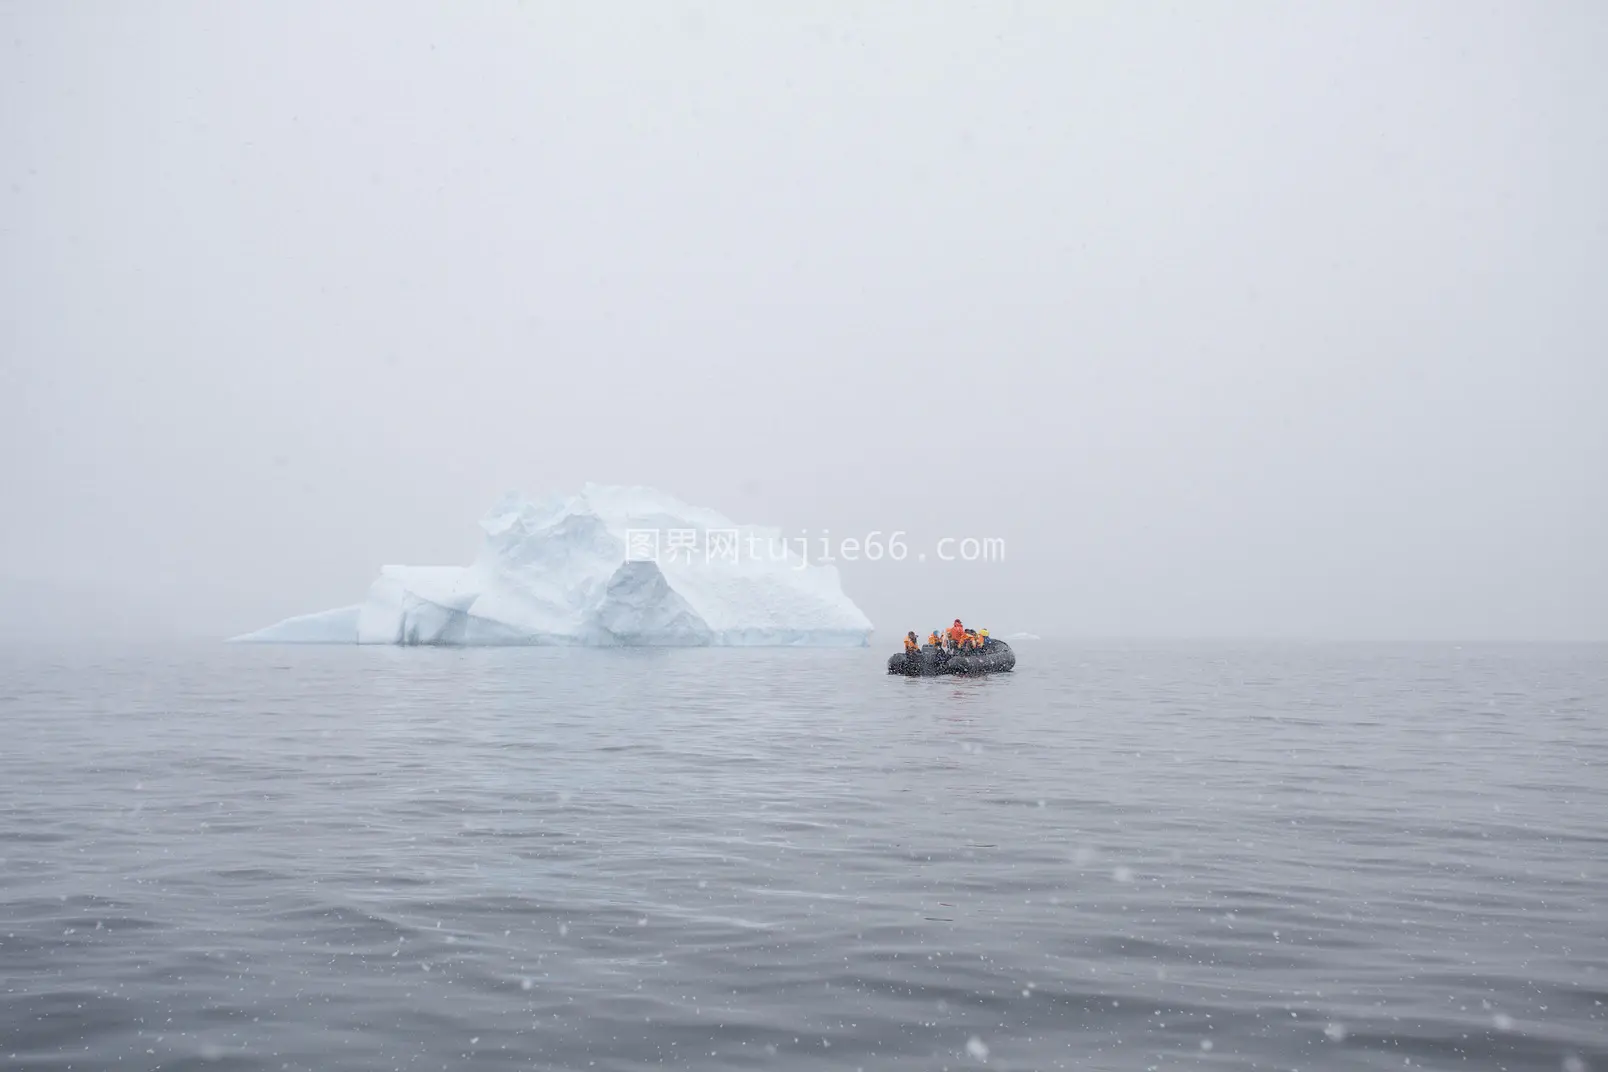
[904,631,920,654]
[947,619,967,648]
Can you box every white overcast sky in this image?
[2,1,1604,641]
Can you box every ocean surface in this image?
[1,641,1604,1072]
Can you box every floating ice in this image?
[231,483,874,647]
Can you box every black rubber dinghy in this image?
[887,639,1015,676]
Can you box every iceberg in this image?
[231,484,874,647]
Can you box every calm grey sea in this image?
[1,641,1604,1072]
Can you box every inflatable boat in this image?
[887,639,1016,676]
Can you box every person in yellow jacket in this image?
[978,628,989,648]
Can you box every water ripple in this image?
[1,641,1604,1071]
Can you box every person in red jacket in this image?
[947,619,966,649]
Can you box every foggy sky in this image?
[3,1,1605,643]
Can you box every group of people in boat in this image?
[903,618,990,654]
